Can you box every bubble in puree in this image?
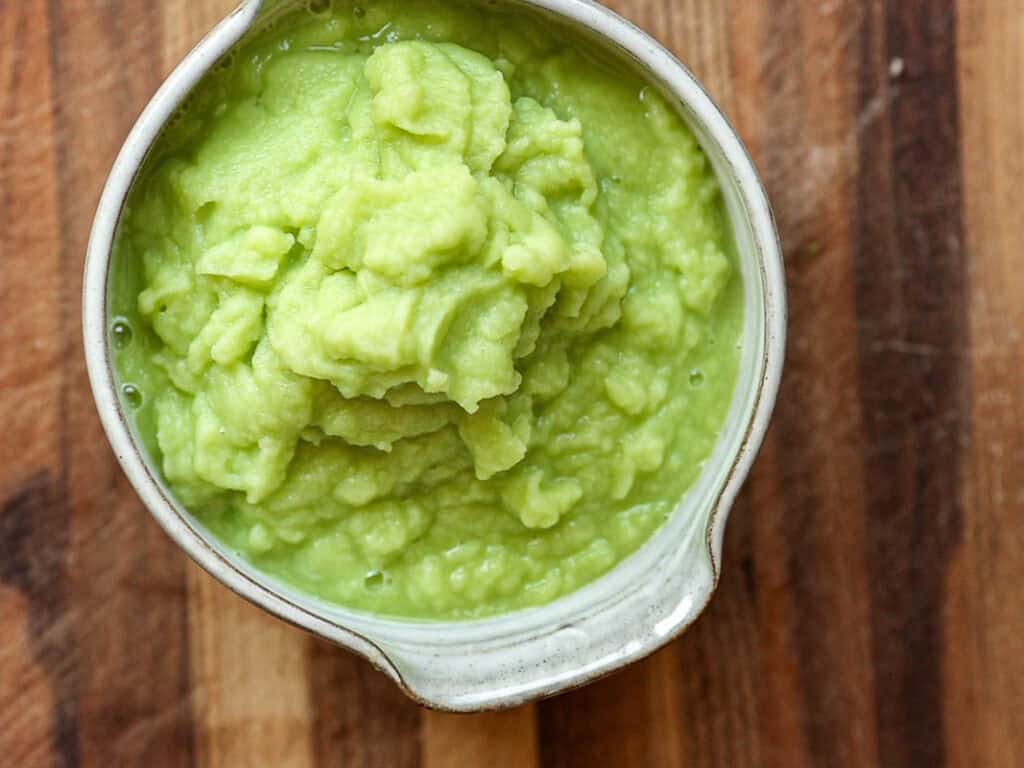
[111,0,743,618]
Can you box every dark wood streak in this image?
[307,640,422,768]
[0,472,81,767]
[855,2,967,766]
[538,658,663,766]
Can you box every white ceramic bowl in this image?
[83,0,785,711]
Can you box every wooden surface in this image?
[2,0,1022,765]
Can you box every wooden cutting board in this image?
[2,0,1022,765]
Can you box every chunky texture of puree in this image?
[112,0,743,619]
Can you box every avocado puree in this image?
[112,0,742,619]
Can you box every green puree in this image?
[112,0,743,619]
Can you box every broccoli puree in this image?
[112,0,743,619]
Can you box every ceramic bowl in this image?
[83,0,785,711]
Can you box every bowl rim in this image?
[82,0,786,710]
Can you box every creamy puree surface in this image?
[112,0,742,618]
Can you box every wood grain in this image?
[187,570,315,767]
[950,1,1024,764]
[44,3,197,765]
[1,2,68,766]
[2,0,1023,766]
[857,4,968,766]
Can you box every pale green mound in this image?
[112,0,742,619]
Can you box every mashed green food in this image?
[112,0,742,619]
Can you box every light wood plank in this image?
[187,568,315,768]
[0,591,59,767]
[950,1,1024,765]
[422,707,538,768]
[160,0,238,70]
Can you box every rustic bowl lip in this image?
[82,0,785,710]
